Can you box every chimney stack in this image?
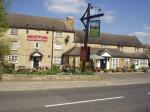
[66,16,74,29]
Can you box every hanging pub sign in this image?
[80,47,90,62]
[27,35,48,42]
[89,20,100,37]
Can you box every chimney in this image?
[66,16,74,29]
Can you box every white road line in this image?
[147,92,150,95]
[45,96,124,108]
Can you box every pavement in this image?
[0,72,150,92]
[0,83,150,112]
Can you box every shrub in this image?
[130,64,135,70]
[112,69,117,72]
[103,69,109,73]
[62,64,71,72]
[86,62,91,70]
[45,65,60,75]
[2,62,14,74]
[141,67,148,73]
[82,70,94,75]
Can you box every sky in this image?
[9,0,150,44]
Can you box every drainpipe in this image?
[51,27,54,68]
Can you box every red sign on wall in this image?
[27,35,48,42]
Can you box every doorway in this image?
[100,59,106,70]
[33,57,40,68]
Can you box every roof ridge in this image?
[7,13,64,21]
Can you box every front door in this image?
[100,59,106,70]
[33,57,40,68]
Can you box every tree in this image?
[0,0,10,74]
[0,0,9,36]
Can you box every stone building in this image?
[5,13,74,69]
[4,13,149,70]
[64,30,149,70]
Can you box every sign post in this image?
[80,3,104,72]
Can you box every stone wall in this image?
[1,74,101,82]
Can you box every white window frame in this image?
[119,47,123,51]
[56,32,62,38]
[11,42,18,50]
[102,44,106,48]
[8,55,18,63]
[112,58,119,69]
[125,58,130,67]
[53,57,61,64]
[135,47,139,52]
[54,43,62,50]
[11,28,18,35]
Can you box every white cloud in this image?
[129,31,150,44]
[144,25,150,30]
[129,32,150,37]
[101,10,115,23]
[44,0,87,14]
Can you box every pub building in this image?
[4,13,150,70]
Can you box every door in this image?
[33,57,40,68]
[100,59,106,70]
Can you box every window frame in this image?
[53,57,61,64]
[11,42,18,50]
[8,55,18,63]
[55,32,62,38]
[54,43,62,50]
[10,28,18,35]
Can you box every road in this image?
[0,83,150,112]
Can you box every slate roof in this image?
[6,13,73,32]
[64,47,148,59]
[75,30,144,48]
[145,49,150,59]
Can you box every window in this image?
[11,42,18,50]
[9,55,18,63]
[26,29,29,34]
[54,43,62,50]
[125,58,130,67]
[53,57,61,64]
[135,48,139,52]
[75,58,78,67]
[140,59,148,66]
[34,42,40,49]
[56,32,62,38]
[102,44,106,48]
[133,59,139,66]
[11,28,18,35]
[46,31,49,34]
[112,58,119,69]
[119,47,123,51]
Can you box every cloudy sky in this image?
[10,0,150,44]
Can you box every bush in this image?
[1,62,14,74]
[81,70,94,75]
[130,64,135,69]
[103,69,109,73]
[44,65,60,75]
[142,67,148,73]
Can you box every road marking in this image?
[147,92,150,95]
[45,96,124,108]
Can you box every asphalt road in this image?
[0,83,150,112]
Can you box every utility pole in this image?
[80,3,104,72]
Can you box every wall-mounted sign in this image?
[27,35,48,42]
[89,20,100,37]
